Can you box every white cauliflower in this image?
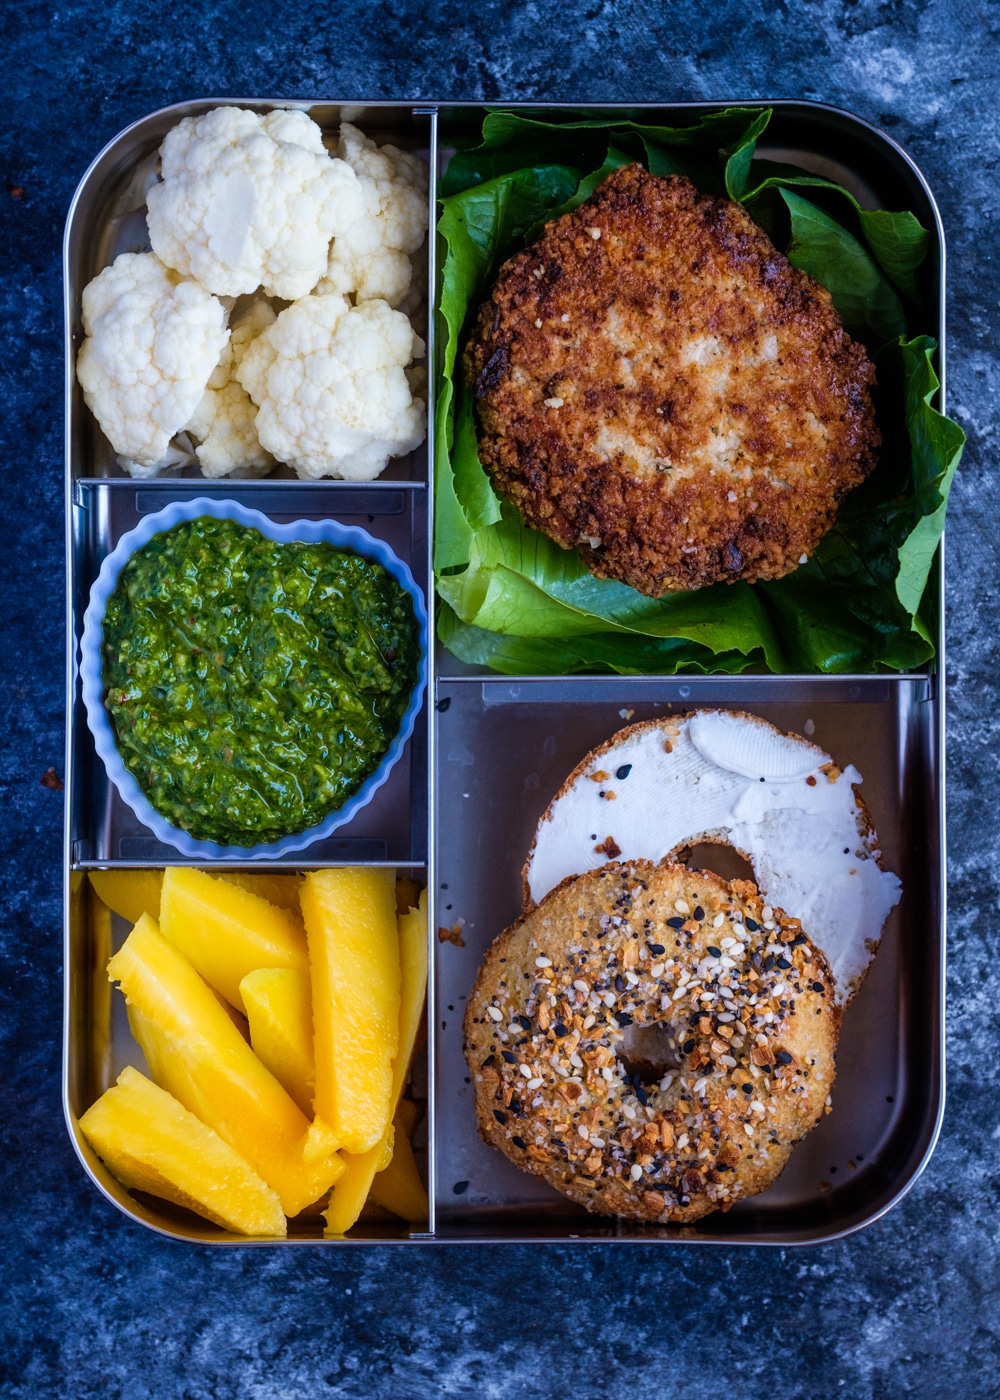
[76,251,229,475]
[146,106,365,300]
[316,123,428,307]
[236,293,426,480]
[185,297,277,477]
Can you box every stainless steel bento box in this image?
[63,99,946,1245]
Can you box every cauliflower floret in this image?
[146,106,364,300]
[236,293,426,480]
[76,251,229,474]
[315,123,428,307]
[185,297,277,477]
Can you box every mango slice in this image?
[88,869,163,925]
[368,1110,428,1223]
[108,914,343,1217]
[301,868,400,1155]
[216,872,303,916]
[159,867,309,1010]
[323,888,428,1234]
[240,968,315,1117]
[79,1066,286,1237]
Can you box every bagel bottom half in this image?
[465,861,840,1225]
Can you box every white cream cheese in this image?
[526,711,901,1006]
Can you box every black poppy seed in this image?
[844,847,850,854]
[682,1038,696,1055]
[452,1180,469,1194]
[493,1110,506,1124]
[667,916,684,929]
[554,1022,569,1037]
[707,946,722,958]
[745,917,758,931]
[777,956,792,970]
[813,981,825,993]
[511,1136,527,1150]
[742,1083,753,1095]
[501,1051,516,1064]
[615,764,632,780]
[590,834,597,841]
[617,1012,634,1027]
[776,1050,793,1064]
[693,906,705,921]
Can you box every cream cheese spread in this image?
[525,711,901,1006]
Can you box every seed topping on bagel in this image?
[465,861,838,1224]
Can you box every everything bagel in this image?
[465,860,838,1225]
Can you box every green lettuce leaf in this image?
[780,189,908,346]
[437,602,760,676]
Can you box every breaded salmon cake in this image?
[467,166,880,596]
[465,861,839,1224]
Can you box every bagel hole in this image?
[618,1023,683,1086]
[680,841,756,886]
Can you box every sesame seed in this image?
[583,1013,597,1029]
[535,955,552,968]
[573,979,589,993]
[676,1133,689,1150]
[674,899,690,914]
[544,396,564,408]
[630,1164,643,1181]
[713,913,726,929]
[534,317,543,327]
[578,1124,591,1141]
[744,1122,755,1136]
[486,1005,503,1021]
[561,313,570,322]
[587,226,602,239]
[527,1077,544,1089]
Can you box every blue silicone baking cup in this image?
[80,496,428,860]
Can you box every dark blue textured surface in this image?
[3,3,999,1395]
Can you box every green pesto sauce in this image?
[102,517,420,846]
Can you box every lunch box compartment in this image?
[65,870,432,1243]
[68,479,429,867]
[64,100,434,484]
[431,676,942,1243]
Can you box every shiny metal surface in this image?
[64,99,946,1245]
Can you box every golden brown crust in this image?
[466,166,880,596]
[464,861,839,1225]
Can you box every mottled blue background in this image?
[3,2,998,1395]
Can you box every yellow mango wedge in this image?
[323,888,428,1235]
[216,872,304,916]
[159,867,309,1011]
[368,1111,428,1223]
[108,915,343,1218]
[301,868,401,1155]
[79,1066,286,1237]
[240,968,315,1117]
[88,869,163,925]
